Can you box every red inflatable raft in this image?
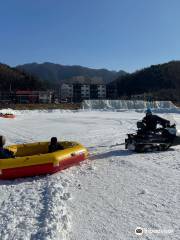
[0,113,15,119]
[0,141,88,179]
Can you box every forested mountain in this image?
[17,62,126,84]
[0,63,45,91]
[111,61,180,100]
[2,61,180,101]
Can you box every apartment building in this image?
[97,84,106,98]
[60,83,106,102]
[60,83,73,102]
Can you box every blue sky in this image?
[0,0,180,72]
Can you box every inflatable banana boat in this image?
[0,141,88,179]
[0,113,15,119]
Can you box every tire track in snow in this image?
[31,174,71,240]
[0,174,72,240]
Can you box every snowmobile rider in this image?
[0,136,14,159]
[142,109,170,132]
[48,137,64,153]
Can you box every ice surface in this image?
[0,110,179,240]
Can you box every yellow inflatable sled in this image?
[0,141,88,179]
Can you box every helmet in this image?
[146,108,152,115]
[0,136,6,147]
[50,137,57,144]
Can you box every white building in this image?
[81,85,90,99]
[60,83,106,102]
[97,85,106,99]
[60,83,73,101]
[39,91,53,103]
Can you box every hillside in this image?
[0,63,45,91]
[111,61,180,100]
[17,62,126,84]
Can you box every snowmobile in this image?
[125,121,180,152]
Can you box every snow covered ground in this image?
[0,110,179,240]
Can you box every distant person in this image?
[142,108,170,132]
[0,136,14,159]
[48,137,64,153]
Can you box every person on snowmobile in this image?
[142,109,170,132]
[0,136,14,159]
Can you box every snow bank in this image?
[82,100,178,111]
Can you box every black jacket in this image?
[142,114,170,131]
[48,143,64,153]
[0,148,14,159]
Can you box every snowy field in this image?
[0,110,180,240]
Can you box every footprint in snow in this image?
[60,192,71,201]
[61,214,69,230]
[139,189,148,195]
[61,181,68,187]
[86,165,94,171]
